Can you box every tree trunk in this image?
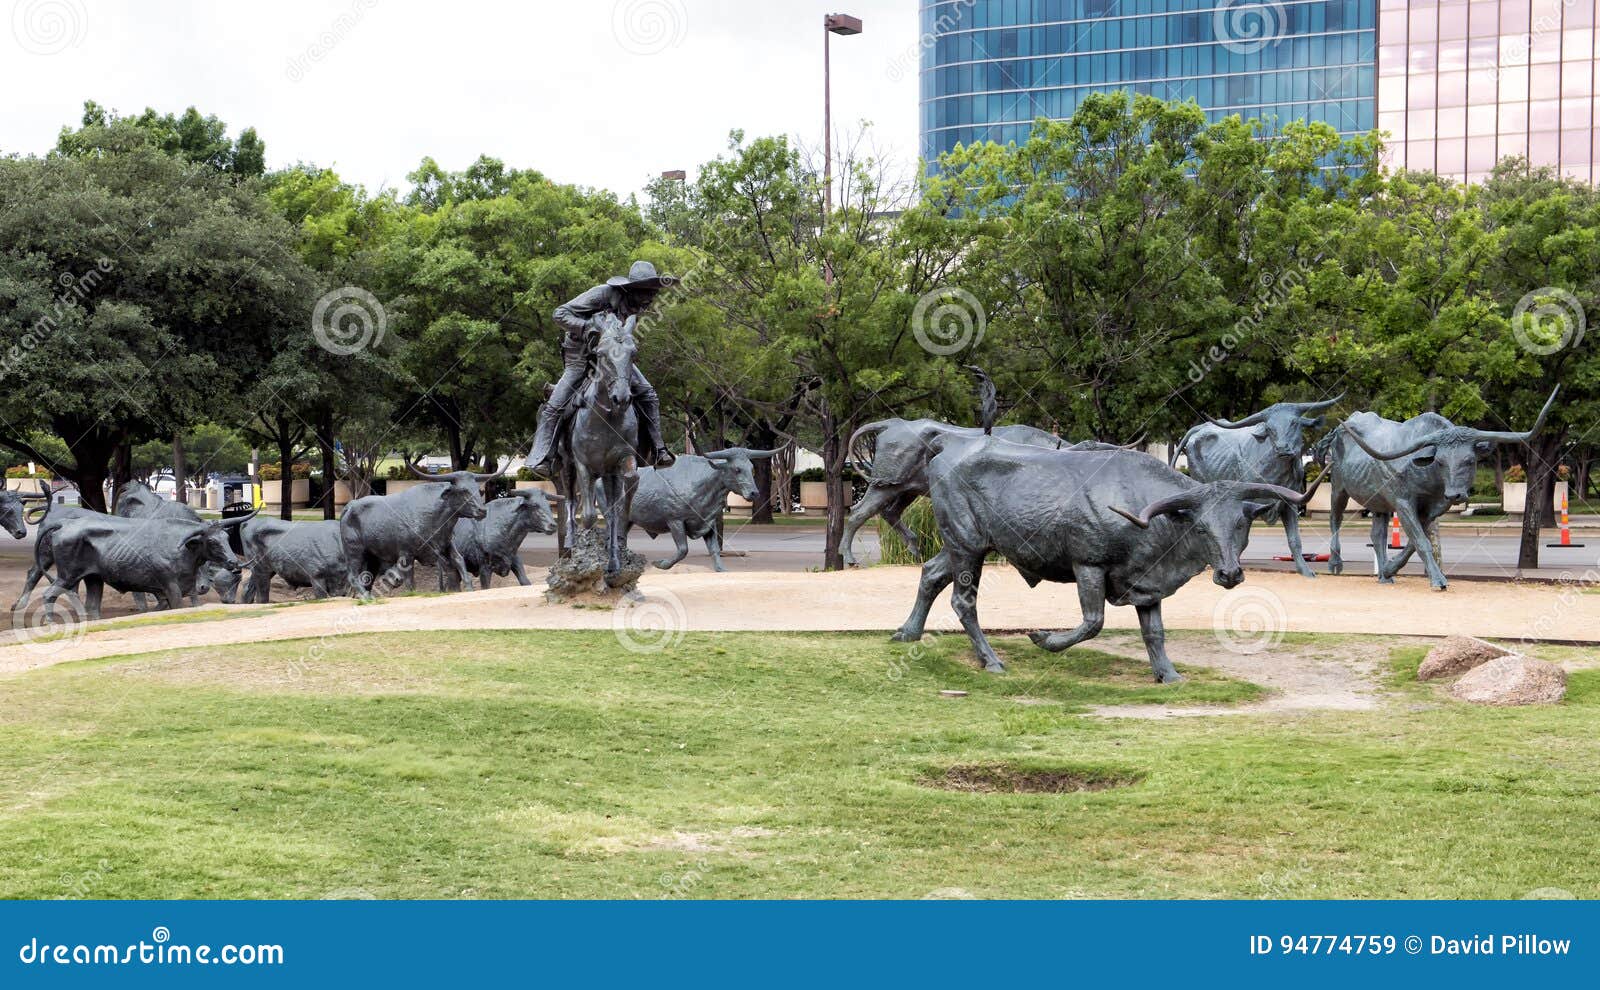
[821,410,846,571]
[278,437,295,522]
[445,417,465,472]
[110,440,133,512]
[1516,433,1565,571]
[745,424,777,524]
[172,432,187,505]
[316,411,338,520]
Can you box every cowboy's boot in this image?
[635,391,675,468]
[526,404,562,475]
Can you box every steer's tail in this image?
[848,420,893,477]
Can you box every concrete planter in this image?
[799,481,829,511]
[384,479,428,496]
[726,492,752,512]
[333,480,353,507]
[514,480,559,496]
[1305,484,1364,515]
[1502,480,1566,516]
[261,479,310,508]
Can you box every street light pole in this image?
[822,13,862,220]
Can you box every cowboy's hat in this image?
[607,260,678,291]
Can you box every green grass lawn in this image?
[0,629,1594,899]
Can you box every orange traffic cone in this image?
[1389,513,1403,549]
[1547,487,1585,548]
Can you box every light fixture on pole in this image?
[823,13,862,219]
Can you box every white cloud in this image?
[1,0,920,199]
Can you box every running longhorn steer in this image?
[891,440,1315,682]
[452,489,561,589]
[241,518,351,602]
[340,468,492,597]
[42,515,246,620]
[625,448,779,571]
[841,419,1064,567]
[116,481,242,606]
[1323,388,1558,591]
[1170,394,1342,579]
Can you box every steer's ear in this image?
[1250,424,1271,440]
[1243,500,1274,519]
[181,530,206,551]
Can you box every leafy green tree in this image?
[384,156,651,470]
[0,134,314,511]
[58,101,266,178]
[656,131,978,567]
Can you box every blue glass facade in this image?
[919,0,1379,162]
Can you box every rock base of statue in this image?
[546,529,646,603]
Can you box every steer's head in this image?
[1208,394,1344,459]
[0,483,48,539]
[410,466,497,520]
[701,447,783,503]
[115,480,162,517]
[190,510,257,573]
[1111,480,1321,589]
[504,489,561,535]
[1343,387,1559,505]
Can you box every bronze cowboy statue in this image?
[526,260,678,475]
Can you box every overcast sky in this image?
[2,0,922,200]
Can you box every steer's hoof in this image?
[889,629,921,643]
[652,559,673,570]
[1328,562,1343,576]
[983,661,1007,673]
[1155,670,1186,685]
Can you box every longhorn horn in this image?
[1294,392,1346,414]
[219,508,258,528]
[1469,386,1560,445]
[1204,408,1270,430]
[1341,420,1447,461]
[471,471,501,483]
[744,446,785,460]
[408,464,443,481]
[1231,476,1323,507]
[1108,489,1203,530]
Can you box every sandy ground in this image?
[4,564,1596,679]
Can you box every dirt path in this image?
[3,566,1595,680]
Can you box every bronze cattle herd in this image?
[3,388,1556,682]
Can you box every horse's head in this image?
[591,312,638,408]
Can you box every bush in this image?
[1505,466,1527,484]
[259,462,281,481]
[515,466,539,482]
[5,465,52,479]
[875,498,941,565]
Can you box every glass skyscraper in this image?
[919,0,1600,183]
